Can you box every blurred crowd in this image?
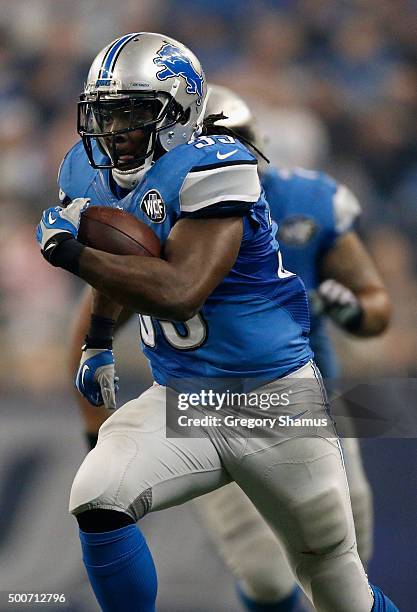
[0,0,416,389]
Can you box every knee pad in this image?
[69,443,118,516]
[77,509,135,532]
[69,435,148,520]
[293,486,350,555]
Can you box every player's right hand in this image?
[36,198,90,264]
[75,347,119,411]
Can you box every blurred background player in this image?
[68,84,391,612]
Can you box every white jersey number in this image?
[193,135,236,149]
[139,313,207,351]
[277,249,295,279]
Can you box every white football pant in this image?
[70,362,373,612]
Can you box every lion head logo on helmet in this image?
[154,43,204,99]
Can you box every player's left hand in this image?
[75,347,119,411]
[36,198,90,263]
[314,279,363,331]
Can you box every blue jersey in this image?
[261,167,361,377]
[59,137,312,386]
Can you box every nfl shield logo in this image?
[140,190,166,223]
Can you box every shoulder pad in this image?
[332,184,361,234]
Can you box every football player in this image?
[37,33,397,612]
[68,84,392,612]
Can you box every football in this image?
[78,206,161,257]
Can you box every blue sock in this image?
[238,585,304,612]
[79,524,157,612]
[371,585,399,611]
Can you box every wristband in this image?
[84,314,116,349]
[43,234,85,276]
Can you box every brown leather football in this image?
[78,206,161,257]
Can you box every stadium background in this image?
[0,0,416,610]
